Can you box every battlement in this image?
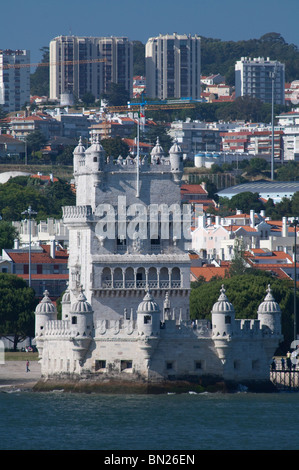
[75,155,173,174]
[234,319,262,335]
[44,320,71,336]
[94,317,211,338]
[62,205,93,222]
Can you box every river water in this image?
[1,390,299,451]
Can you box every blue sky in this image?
[1,0,299,65]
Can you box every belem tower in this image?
[34,136,283,391]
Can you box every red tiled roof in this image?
[191,266,229,282]
[31,174,58,182]
[7,245,68,264]
[17,274,69,280]
[181,184,208,195]
[122,138,152,148]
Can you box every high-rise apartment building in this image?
[49,36,133,102]
[145,33,201,100]
[235,57,285,105]
[0,49,30,112]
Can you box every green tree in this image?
[0,221,19,250]
[26,130,47,157]
[133,41,145,76]
[0,274,37,350]
[101,82,130,106]
[0,176,75,222]
[82,92,95,107]
[56,145,76,165]
[190,272,294,352]
[228,191,264,214]
[30,46,50,97]
[291,192,299,215]
[228,238,248,277]
[276,161,299,181]
[101,136,130,159]
[145,124,173,153]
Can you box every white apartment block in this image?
[0,49,30,112]
[277,110,299,161]
[235,57,285,105]
[145,33,201,100]
[50,36,133,102]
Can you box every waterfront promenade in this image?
[1,357,299,392]
[0,360,41,391]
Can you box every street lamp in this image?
[292,218,299,342]
[21,206,37,287]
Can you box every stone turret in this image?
[137,290,160,337]
[85,135,106,172]
[61,283,71,321]
[73,137,85,175]
[151,137,165,163]
[169,139,183,181]
[211,285,235,338]
[35,290,57,358]
[257,285,282,336]
[70,287,94,364]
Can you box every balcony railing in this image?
[101,279,181,289]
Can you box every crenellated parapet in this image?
[63,205,93,222]
[44,320,72,336]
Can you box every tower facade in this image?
[34,135,283,390]
[0,49,30,112]
[145,33,201,100]
[63,135,191,322]
[49,36,133,102]
[235,57,285,105]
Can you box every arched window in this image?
[148,267,158,288]
[136,267,146,288]
[102,267,112,288]
[125,267,134,288]
[113,267,123,288]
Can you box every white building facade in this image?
[235,57,285,105]
[50,36,133,102]
[145,33,201,100]
[0,49,30,112]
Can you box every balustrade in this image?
[101,279,179,289]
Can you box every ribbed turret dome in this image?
[71,287,93,313]
[151,137,165,159]
[35,290,57,315]
[169,139,182,154]
[61,284,71,303]
[137,290,160,314]
[74,136,85,155]
[86,134,104,154]
[211,285,235,314]
[257,285,281,314]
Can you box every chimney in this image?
[14,239,19,249]
[282,217,288,238]
[50,240,56,259]
[250,210,255,228]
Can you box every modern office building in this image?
[0,49,30,112]
[145,33,201,100]
[49,36,133,102]
[235,57,285,105]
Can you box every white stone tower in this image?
[62,133,191,325]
